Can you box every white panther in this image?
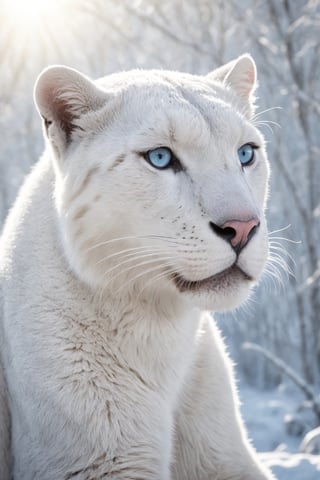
[0,54,275,479]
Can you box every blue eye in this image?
[237,143,256,166]
[147,147,172,169]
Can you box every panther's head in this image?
[34,55,269,311]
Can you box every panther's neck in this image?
[91,288,201,396]
[91,281,196,331]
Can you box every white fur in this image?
[0,55,275,479]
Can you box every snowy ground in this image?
[259,451,320,480]
[240,383,320,479]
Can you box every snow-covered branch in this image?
[242,342,320,422]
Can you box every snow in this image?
[239,383,320,479]
[259,452,320,480]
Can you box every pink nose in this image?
[210,217,260,252]
[222,218,260,250]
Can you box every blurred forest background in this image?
[1,0,320,452]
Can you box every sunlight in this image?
[3,0,66,34]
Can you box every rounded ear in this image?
[207,54,257,115]
[34,66,106,155]
[224,54,257,100]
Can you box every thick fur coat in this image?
[0,55,275,479]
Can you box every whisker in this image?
[267,225,299,283]
[85,235,146,253]
[254,123,274,134]
[122,262,175,290]
[256,120,281,128]
[268,224,292,236]
[263,264,285,291]
[252,106,282,134]
[252,106,282,120]
[94,246,175,267]
[254,118,281,128]
[95,256,176,312]
[269,243,296,267]
[269,254,294,278]
[269,236,301,245]
[98,251,176,283]
[84,234,185,254]
[270,253,295,275]
[101,254,176,287]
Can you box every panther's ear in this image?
[34,66,106,157]
[207,54,257,116]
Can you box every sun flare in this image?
[3,0,67,35]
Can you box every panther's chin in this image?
[172,264,255,311]
[172,264,254,293]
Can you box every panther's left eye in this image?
[237,143,258,166]
[146,147,173,169]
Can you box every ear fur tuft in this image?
[224,54,257,100]
[207,54,257,116]
[34,66,106,152]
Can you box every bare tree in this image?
[230,0,320,385]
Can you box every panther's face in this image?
[34,55,269,311]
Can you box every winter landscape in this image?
[0,0,319,478]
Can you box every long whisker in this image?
[269,242,296,267]
[269,236,301,245]
[264,239,295,290]
[252,106,282,120]
[98,251,176,284]
[94,246,175,267]
[255,120,281,128]
[267,225,299,284]
[252,106,282,133]
[101,254,176,288]
[253,120,281,134]
[253,122,274,134]
[268,224,292,235]
[85,235,146,253]
[269,253,294,277]
[120,262,176,293]
[95,256,176,313]
[263,264,285,291]
[84,234,188,254]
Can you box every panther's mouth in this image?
[172,264,253,292]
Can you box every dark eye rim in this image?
[239,142,260,167]
[141,146,185,173]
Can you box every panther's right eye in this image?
[146,147,172,169]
